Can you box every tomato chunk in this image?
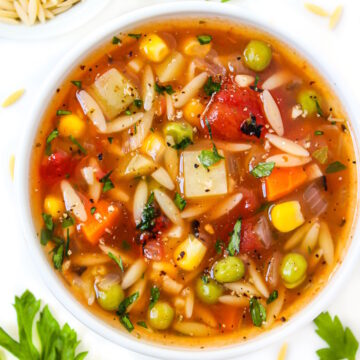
[40,151,75,184]
[240,218,264,253]
[201,77,266,141]
[143,240,164,261]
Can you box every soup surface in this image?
[30,19,358,347]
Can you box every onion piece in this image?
[235,74,255,87]
[261,90,284,136]
[133,180,148,225]
[208,193,243,220]
[266,153,312,167]
[154,189,183,225]
[262,71,291,90]
[215,141,251,153]
[104,112,144,134]
[173,72,208,108]
[303,183,328,216]
[76,90,106,133]
[254,216,272,249]
[151,167,175,190]
[265,133,309,157]
[60,180,87,222]
[142,65,155,111]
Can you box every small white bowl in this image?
[15,2,360,359]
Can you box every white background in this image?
[0,0,359,359]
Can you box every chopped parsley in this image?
[174,192,186,211]
[201,275,209,284]
[61,215,74,228]
[0,291,88,359]
[312,146,328,164]
[172,137,193,150]
[251,162,275,178]
[227,218,241,256]
[90,206,96,215]
[128,33,142,39]
[56,109,71,116]
[99,170,115,192]
[215,239,225,254]
[197,34,212,45]
[70,80,82,89]
[112,36,121,44]
[42,213,54,231]
[107,137,113,144]
[108,252,124,272]
[315,130,324,136]
[69,135,87,154]
[203,76,221,96]
[149,286,160,309]
[315,99,324,117]
[136,192,157,231]
[134,99,143,108]
[250,74,261,92]
[51,242,64,270]
[240,114,263,138]
[266,290,278,304]
[314,312,358,360]
[249,297,266,327]
[325,161,346,174]
[45,129,59,155]
[125,109,132,115]
[155,83,174,95]
[117,292,139,332]
[136,321,148,328]
[122,240,131,250]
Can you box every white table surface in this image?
[0,0,359,359]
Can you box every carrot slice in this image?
[265,167,307,201]
[81,200,120,244]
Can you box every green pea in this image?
[213,257,245,283]
[297,89,321,115]
[148,301,174,330]
[96,283,125,311]
[243,40,272,72]
[195,278,223,304]
[280,253,308,289]
[163,122,193,145]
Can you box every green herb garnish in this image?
[198,144,224,168]
[56,109,72,116]
[107,137,113,144]
[251,162,275,178]
[128,33,142,39]
[174,193,186,211]
[203,76,221,96]
[117,292,139,332]
[314,312,358,360]
[52,243,64,270]
[315,99,324,117]
[267,290,278,304]
[197,34,212,45]
[325,161,346,174]
[71,80,82,89]
[136,192,157,231]
[42,213,54,231]
[136,321,148,328]
[45,129,59,155]
[112,36,121,44]
[69,135,87,154]
[315,130,324,136]
[149,286,160,309]
[201,275,209,284]
[249,297,266,327]
[61,215,74,228]
[108,252,124,272]
[134,99,143,108]
[155,83,174,95]
[99,170,115,193]
[215,239,225,254]
[90,206,96,215]
[227,218,241,256]
[125,109,132,115]
[172,137,193,150]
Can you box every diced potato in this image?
[174,234,207,271]
[59,114,86,138]
[90,68,139,119]
[127,58,144,73]
[271,201,305,232]
[182,37,211,58]
[115,154,157,178]
[182,150,227,198]
[140,133,166,162]
[154,51,186,83]
[44,195,65,219]
[183,98,205,126]
[139,34,170,63]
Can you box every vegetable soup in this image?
[30,19,358,347]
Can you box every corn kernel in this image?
[140,133,166,161]
[271,201,305,232]
[58,114,86,138]
[139,34,170,63]
[183,98,205,126]
[44,195,65,219]
[182,37,211,58]
[174,234,207,271]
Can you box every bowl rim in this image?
[15,1,360,359]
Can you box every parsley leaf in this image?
[149,286,160,309]
[69,135,87,155]
[112,36,121,44]
[249,297,266,327]
[251,162,275,178]
[45,129,58,155]
[315,130,324,136]
[99,170,115,193]
[250,74,261,92]
[266,290,278,304]
[52,243,64,270]
[108,252,124,272]
[240,114,263,138]
[70,80,82,89]
[312,146,328,164]
[107,137,113,144]
[174,193,186,211]
[197,34,212,44]
[136,192,157,231]
[56,109,71,116]
[61,214,74,228]
[0,291,88,360]
[201,275,209,284]
[172,137,193,150]
[227,218,241,256]
[134,99,143,108]
[40,228,52,246]
[203,76,221,96]
[326,161,346,174]
[155,83,174,95]
[90,206,96,215]
[314,312,358,360]
[117,292,139,332]
[42,213,54,231]
[136,321,148,328]
[215,239,225,254]
[315,99,324,117]
[198,145,224,168]
[128,33,141,39]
